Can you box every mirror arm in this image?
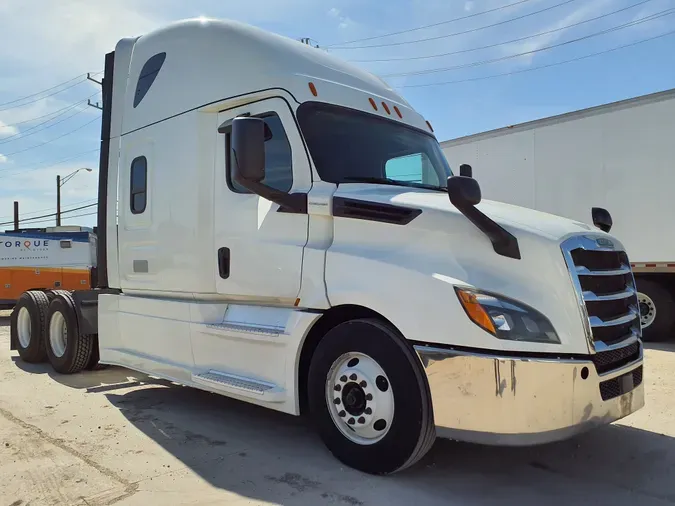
[235,177,307,214]
[451,197,521,260]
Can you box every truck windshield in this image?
[296,102,452,191]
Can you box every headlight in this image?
[455,287,560,344]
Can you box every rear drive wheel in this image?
[10,290,50,363]
[635,278,675,342]
[45,291,94,374]
[308,318,436,475]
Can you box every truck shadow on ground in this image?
[10,357,173,392]
[103,383,675,506]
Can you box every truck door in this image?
[214,97,311,302]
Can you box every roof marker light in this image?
[393,106,403,118]
[369,98,378,111]
[381,102,391,115]
[308,82,318,97]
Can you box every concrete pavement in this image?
[1,311,674,505]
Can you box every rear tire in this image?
[45,291,94,374]
[307,318,436,475]
[10,290,50,363]
[635,277,675,342]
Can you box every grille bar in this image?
[575,265,632,276]
[589,310,639,328]
[582,287,635,301]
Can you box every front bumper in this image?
[414,341,645,445]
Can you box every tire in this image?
[10,290,50,363]
[307,318,436,475]
[45,291,94,374]
[635,277,675,342]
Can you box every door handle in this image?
[218,247,230,279]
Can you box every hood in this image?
[337,184,598,241]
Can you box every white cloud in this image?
[0,121,19,138]
[0,154,7,163]
[464,1,474,12]
[328,7,341,18]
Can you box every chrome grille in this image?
[561,235,641,350]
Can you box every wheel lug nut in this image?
[365,407,372,415]
[334,385,341,392]
[349,373,357,381]
[358,417,365,424]
[348,418,355,425]
[340,375,347,382]
[360,380,367,388]
[334,398,341,405]
[338,410,346,418]
[365,394,373,401]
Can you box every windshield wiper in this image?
[341,176,445,192]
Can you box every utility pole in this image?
[56,168,92,226]
[56,175,61,226]
[87,73,103,110]
[13,201,19,231]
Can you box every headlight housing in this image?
[455,287,560,344]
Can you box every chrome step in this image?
[192,371,285,402]
[204,322,285,337]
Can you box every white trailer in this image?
[10,18,645,475]
[441,88,675,341]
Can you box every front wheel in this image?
[307,318,436,475]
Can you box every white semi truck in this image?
[10,18,645,475]
[441,88,675,342]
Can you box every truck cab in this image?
[10,18,644,475]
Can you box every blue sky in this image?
[0,0,673,229]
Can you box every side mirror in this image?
[459,164,473,178]
[447,175,481,207]
[231,117,266,184]
[592,207,612,233]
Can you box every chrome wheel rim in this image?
[325,352,394,445]
[638,291,656,329]
[49,311,67,358]
[17,307,32,348]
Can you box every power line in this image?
[0,91,100,130]
[0,102,93,146]
[325,0,535,47]
[328,0,578,50]
[351,0,655,62]
[382,8,675,78]
[0,77,90,113]
[0,116,100,158]
[0,148,99,176]
[0,199,97,221]
[0,74,87,108]
[399,27,675,88]
[0,203,97,227]
[5,210,98,228]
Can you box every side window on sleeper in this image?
[226,113,293,193]
[130,156,147,214]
